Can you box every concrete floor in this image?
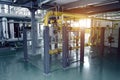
[0,47,120,80]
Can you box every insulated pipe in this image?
[19,21,23,39]
[2,17,9,39]
[9,20,15,39]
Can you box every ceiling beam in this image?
[0,0,54,9]
[0,1,12,5]
[14,0,31,5]
[62,0,118,9]
[0,0,12,2]
[64,2,120,15]
[0,1,31,8]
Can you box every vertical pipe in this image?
[30,9,38,54]
[37,23,40,39]
[80,28,85,62]
[17,23,20,39]
[23,23,28,61]
[54,30,58,59]
[8,5,10,14]
[100,27,105,56]
[19,21,23,38]
[9,20,15,39]
[44,26,50,74]
[76,31,79,61]
[2,17,9,39]
[62,26,69,68]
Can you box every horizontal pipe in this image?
[44,11,87,26]
[49,48,62,54]
[49,46,81,54]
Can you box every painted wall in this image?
[93,20,119,48]
[110,21,120,48]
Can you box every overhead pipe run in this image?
[44,11,88,26]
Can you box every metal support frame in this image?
[100,27,105,56]
[76,31,79,61]
[118,28,120,52]
[0,21,2,39]
[23,23,28,61]
[30,8,38,54]
[43,26,50,74]
[54,36,58,59]
[80,28,85,62]
[62,26,69,68]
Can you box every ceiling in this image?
[1,0,120,20]
[59,0,120,14]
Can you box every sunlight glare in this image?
[79,19,91,28]
[71,18,91,28]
